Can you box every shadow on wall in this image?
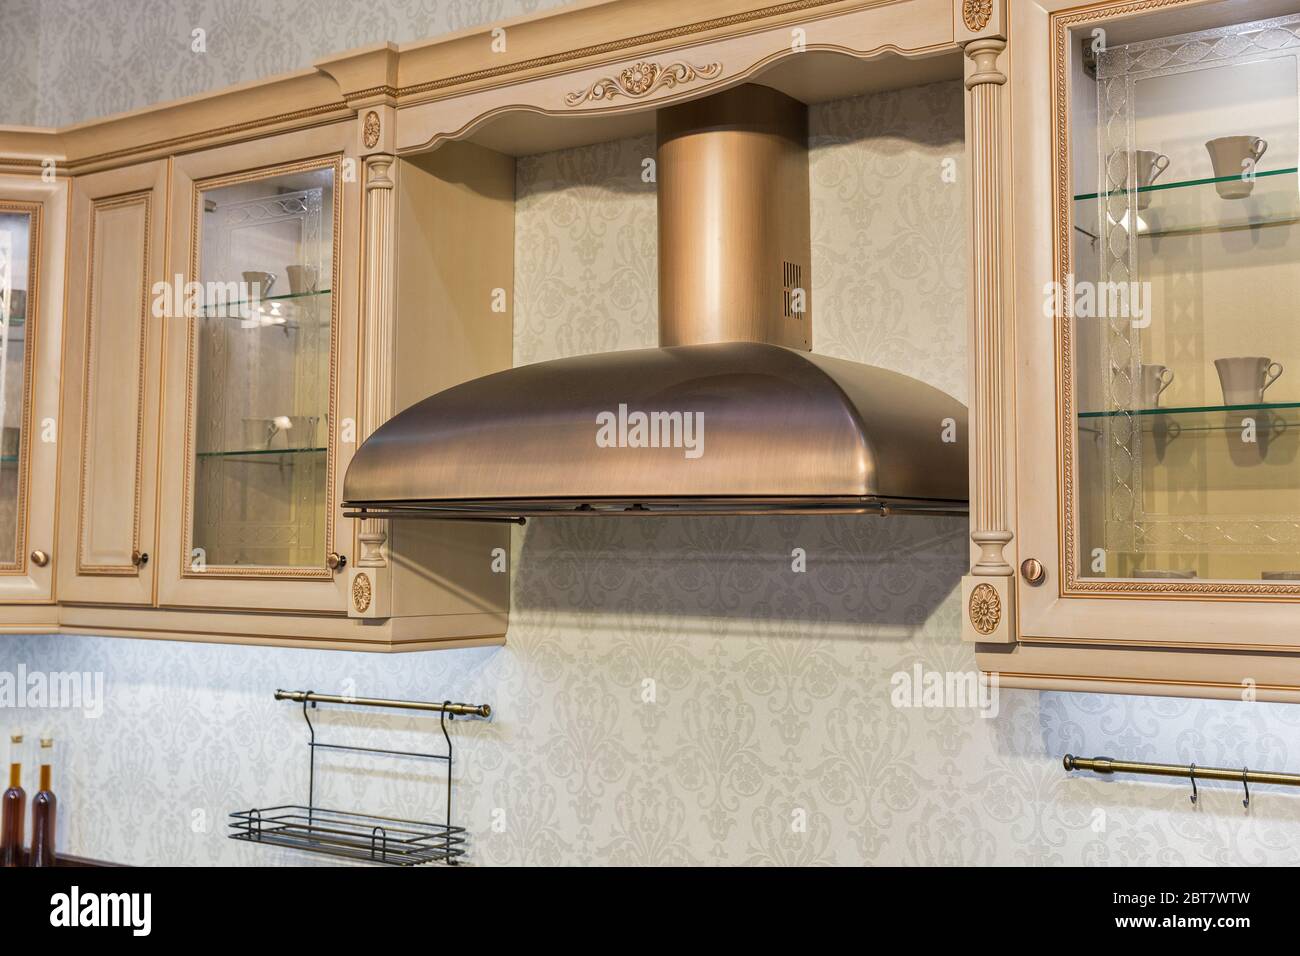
[511,513,967,632]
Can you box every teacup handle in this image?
[1263,361,1283,396]
[1156,367,1174,398]
[1251,137,1269,162]
[1149,153,1170,184]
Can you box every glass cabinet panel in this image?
[1067,12,1300,588]
[188,163,336,572]
[0,205,36,570]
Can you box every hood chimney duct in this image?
[656,84,812,350]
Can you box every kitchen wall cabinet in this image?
[0,173,66,626]
[0,0,1000,650]
[965,0,1300,701]
[58,161,167,608]
[15,0,1203,662]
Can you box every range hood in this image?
[343,84,968,521]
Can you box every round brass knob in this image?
[29,549,49,568]
[131,550,149,567]
[327,552,347,571]
[1020,557,1045,586]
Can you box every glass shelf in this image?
[196,288,331,316]
[1073,168,1300,238]
[196,446,326,460]
[1079,401,1300,419]
[1079,402,1300,437]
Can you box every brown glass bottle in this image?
[30,737,55,867]
[1,733,25,867]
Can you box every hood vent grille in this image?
[782,260,803,320]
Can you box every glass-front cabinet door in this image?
[0,204,38,575]
[159,124,358,613]
[0,176,65,608]
[1071,13,1300,592]
[1018,1,1300,657]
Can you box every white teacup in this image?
[1127,150,1169,210]
[242,417,282,449]
[1140,364,1174,408]
[1205,136,1267,199]
[241,270,276,299]
[283,415,320,449]
[286,264,318,295]
[1215,356,1283,406]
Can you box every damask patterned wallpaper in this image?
[15,0,567,128]
[4,2,1300,864]
[1,0,41,126]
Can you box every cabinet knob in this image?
[131,550,149,567]
[327,552,347,571]
[1020,557,1045,586]
[29,550,49,568]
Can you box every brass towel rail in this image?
[274,689,491,718]
[1064,754,1300,807]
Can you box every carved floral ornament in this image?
[363,110,381,149]
[962,0,993,32]
[352,572,373,613]
[968,582,1001,635]
[565,60,722,107]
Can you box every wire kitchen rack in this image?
[229,689,491,866]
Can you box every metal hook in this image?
[1242,767,1250,809]
[1189,763,1198,805]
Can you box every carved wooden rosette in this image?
[961,37,1015,644]
[363,111,382,149]
[962,0,993,33]
[564,61,722,106]
[351,571,373,614]
[350,153,397,619]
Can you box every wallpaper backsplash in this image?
[4,2,1300,864]
[13,0,568,128]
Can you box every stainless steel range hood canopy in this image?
[343,341,967,519]
[343,84,968,521]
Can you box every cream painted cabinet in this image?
[4,0,986,648]
[157,123,359,613]
[58,161,166,607]
[969,0,1300,701]
[0,174,66,618]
